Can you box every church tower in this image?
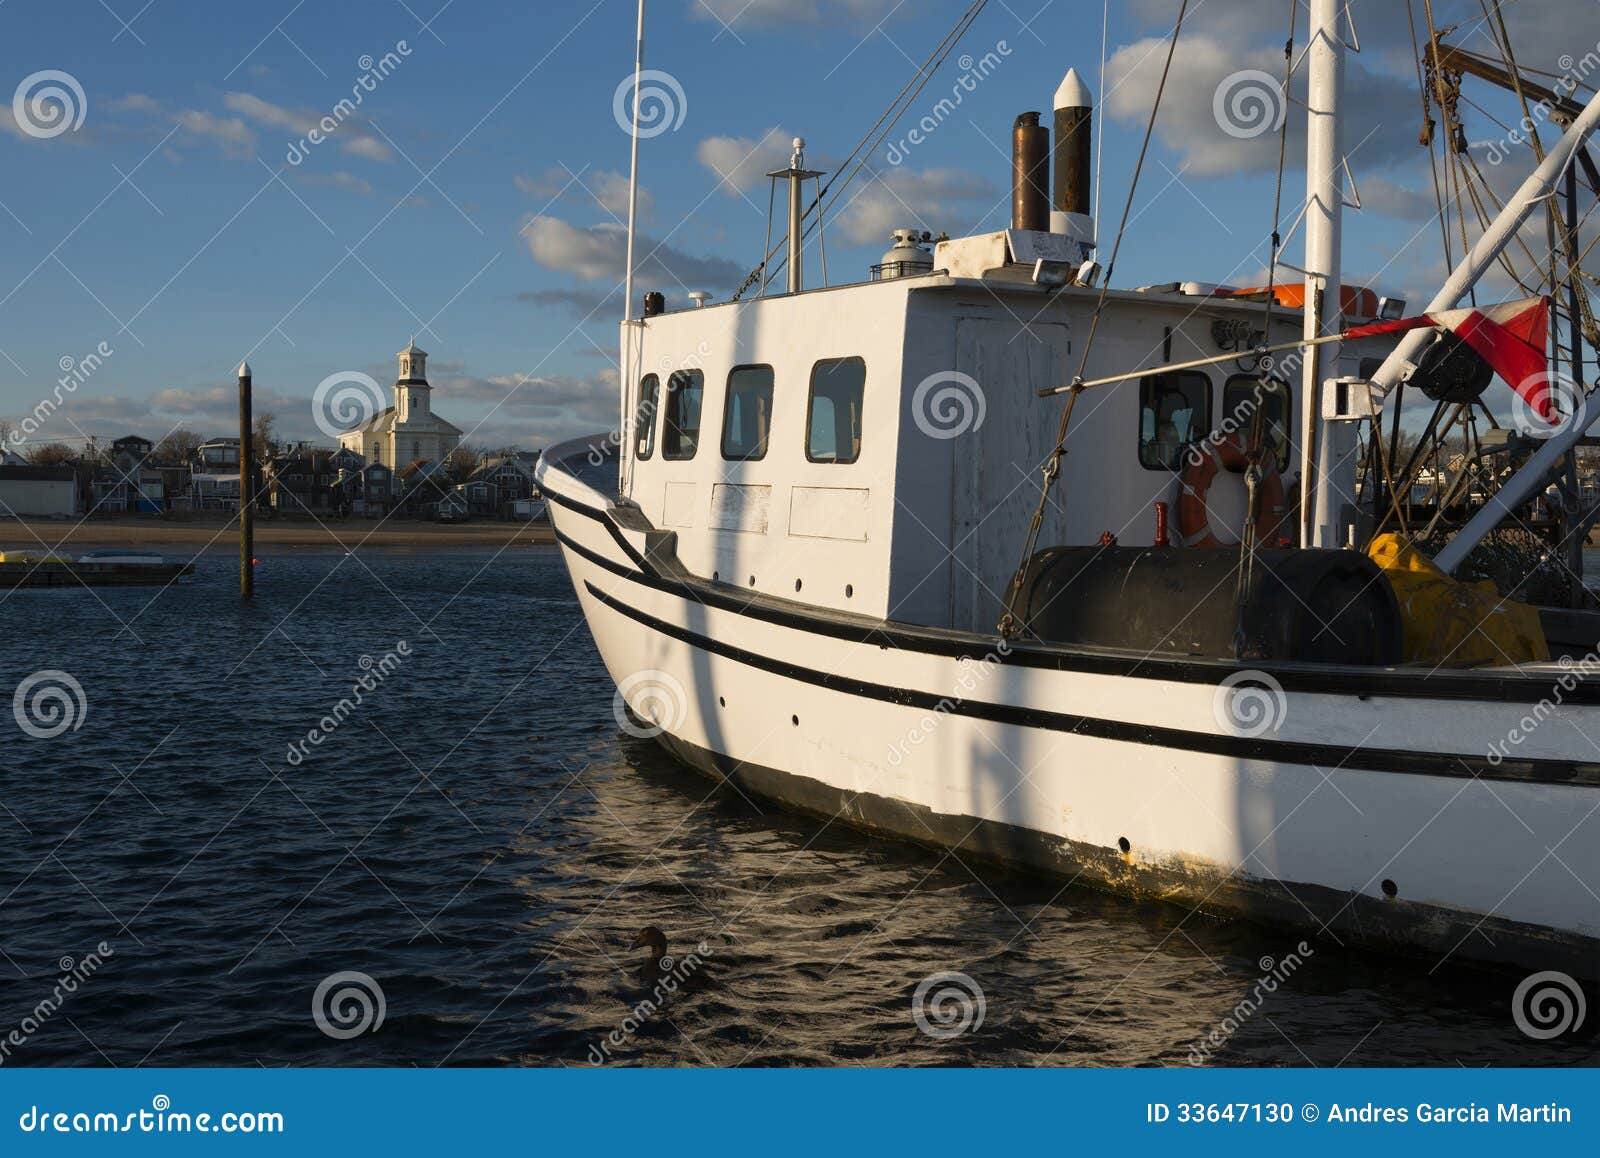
[395,338,430,423]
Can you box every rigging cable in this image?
[998,0,1191,638]
[731,0,991,300]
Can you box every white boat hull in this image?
[540,453,1600,978]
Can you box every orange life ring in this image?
[1177,431,1288,548]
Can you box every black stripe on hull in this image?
[580,576,1600,789]
[652,728,1599,979]
[544,486,1600,707]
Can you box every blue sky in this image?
[0,0,1592,451]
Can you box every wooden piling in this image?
[238,361,254,598]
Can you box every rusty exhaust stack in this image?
[1011,112,1049,232]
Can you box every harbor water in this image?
[0,546,1593,1066]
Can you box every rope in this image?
[998,0,1191,638]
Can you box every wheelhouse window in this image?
[635,374,659,460]
[1221,374,1291,472]
[806,357,865,463]
[1138,371,1212,471]
[721,365,774,461]
[662,369,704,460]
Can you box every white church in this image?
[338,340,463,468]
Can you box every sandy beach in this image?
[0,515,555,552]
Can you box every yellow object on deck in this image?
[1365,533,1548,667]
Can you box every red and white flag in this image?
[1344,296,1552,420]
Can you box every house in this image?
[337,341,462,469]
[265,445,338,514]
[92,435,164,514]
[0,465,76,517]
[394,459,451,517]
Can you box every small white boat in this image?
[75,550,165,565]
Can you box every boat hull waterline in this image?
[540,458,1600,979]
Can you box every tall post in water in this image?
[237,360,254,598]
[1300,0,1349,548]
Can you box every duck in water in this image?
[627,926,713,992]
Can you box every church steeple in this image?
[395,338,431,423]
[397,337,427,384]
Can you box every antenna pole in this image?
[1300,0,1349,548]
[619,0,645,498]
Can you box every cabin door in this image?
[949,318,1072,633]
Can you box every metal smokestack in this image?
[1011,112,1049,232]
[1051,68,1093,238]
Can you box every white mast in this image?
[619,0,646,498]
[1299,0,1351,548]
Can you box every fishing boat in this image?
[75,549,166,565]
[539,1,1600,976]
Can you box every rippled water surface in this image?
[0,545,1592,1067]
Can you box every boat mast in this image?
[619,0,646,499]
[1300,0,1349,548]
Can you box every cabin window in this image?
[635,374,659,460]
[806,357,865,463]
[721,365,774,461]
[1138,371,1212,471]
[1221,374,1291,472]
[662,369,704,460]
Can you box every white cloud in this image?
[515,166,652,220]
[1104,35,1416,178]
[174,109,255,152]
[836,166,998,244]
[523,216,744,290]
[223,92,392,162]
[697,126,796,195]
